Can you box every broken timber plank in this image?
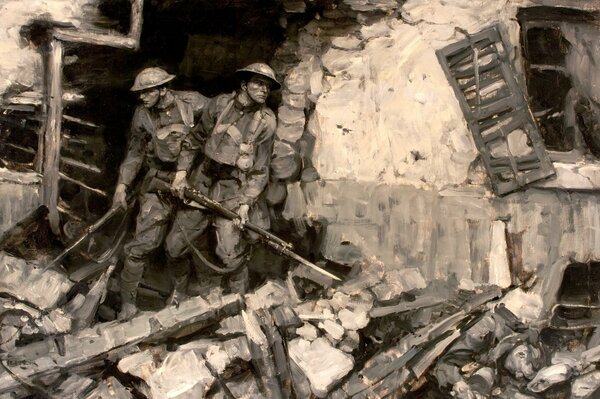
[369,295,446,318]
[259,309,293,398]
[242,309,284,398]
[69,258,116,330]
[341,286,502,397]
[0,294,242,394]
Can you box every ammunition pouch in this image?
[142,168,175,194]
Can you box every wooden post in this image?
[129,0,144,48]
[42,39,64,235]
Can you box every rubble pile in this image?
[1,249,600,398]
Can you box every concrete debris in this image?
[288,337,354,398]
[38,307,72,335]
[0,251,73,310]
[242,309,284,398]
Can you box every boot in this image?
[118,289,138,321]
[167,273,189,307]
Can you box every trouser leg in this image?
[164,207,211,300]
[121,193,173,298]
[214,216,250,294]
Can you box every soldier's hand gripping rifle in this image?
[149,176,341,282]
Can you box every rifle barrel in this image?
[179,184,341,281]
[41,205,125,272]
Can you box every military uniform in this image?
[118,91,198,297]
[166,90,277,294]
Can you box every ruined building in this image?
[1,0,600,398]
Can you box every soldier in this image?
[167,62,279,296]
[112,67,200,320]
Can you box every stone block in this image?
[289,337,354,398]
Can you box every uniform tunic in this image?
[165,91,276,292]
[118,91,201,293]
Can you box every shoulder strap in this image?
[174,97,194,128]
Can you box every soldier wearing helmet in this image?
[167,62,279,295]
[112,67,204,320]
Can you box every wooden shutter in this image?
[436,25,555,196]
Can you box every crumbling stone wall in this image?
[272,0,600,282]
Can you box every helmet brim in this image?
[235,70,281,91]
[130,73,176,92]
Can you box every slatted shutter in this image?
[436,25,555,195]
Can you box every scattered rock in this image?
[296,322,319,341]
[318,319,345,341]
[289,337,354,397]
[0,251,73,310]
[338,307,369,331]
[245,280,291,311]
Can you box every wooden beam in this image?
[42,39,64,235]
[58,172,108,197]
[129,0,144,47]
[62,115,100,129]
[53,30,137,49]
[53,0,144,50]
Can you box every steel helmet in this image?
[235,63,281,90]
[130,67,175,91]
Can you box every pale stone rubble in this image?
[2,246,599,398]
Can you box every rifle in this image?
[149,176,341,282]
[41,199,134,273]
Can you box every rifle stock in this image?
[149,177,341,282]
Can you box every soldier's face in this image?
[243,76,271,104]
[139,88,160,108]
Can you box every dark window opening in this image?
[518,7,600,157]
[551,261,600,329]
